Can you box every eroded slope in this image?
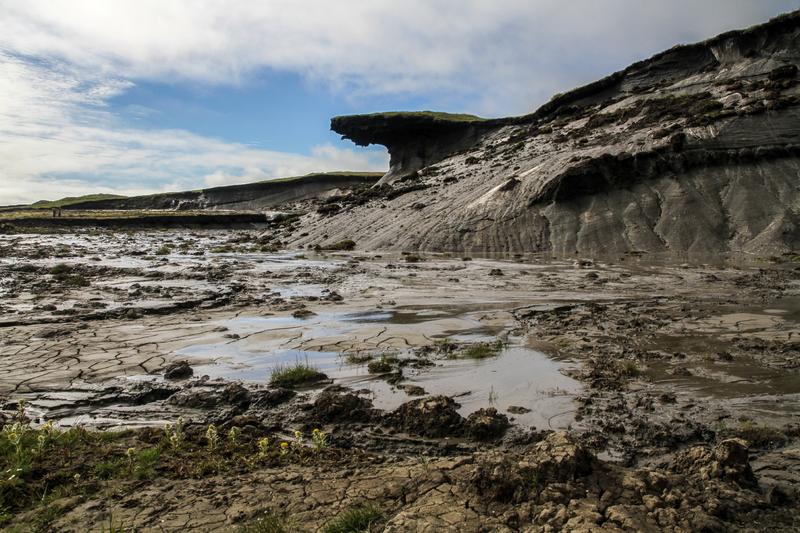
[310,12,800,256]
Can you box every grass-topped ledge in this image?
[331,111,488,147]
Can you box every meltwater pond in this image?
[174,307,582,429]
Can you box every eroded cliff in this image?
[300,12,800,256]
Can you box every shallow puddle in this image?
[174,308,581,430]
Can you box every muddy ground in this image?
[0,229,799,531]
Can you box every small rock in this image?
[466,408,510,440]
[391,395,465,438]
[399,384,427,396]
[292,309,316,319]
[164,361,193,380]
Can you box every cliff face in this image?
[66,173,381,211]
[331,113,489,185]
[299,12,800,256]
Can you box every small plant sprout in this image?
[36,432,47,452]
[228,426,242,446]
[125,447,137,471]
[279,441,290,457]
[292,430,303,449]
[257,437,270,457]
[206,424,219,452]
[488,386,499,405]
[311,428,328,451]
[3,421,28,461]
[165,416,185,451]
[420,455,431,471]
[15,399,26,422]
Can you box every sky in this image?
[1,1,798,205]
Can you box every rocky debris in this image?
[671,438,758,488]
[398,384,426,396]
[525,431,595,483]
[291,308,316,319]
[390,395,465,438]
[163,360,193,380]
[309,388,377,423]
[249,388,296,409]
[168,383,252,410]
[469,432,594,503]
[321,290,344,302]
[464,408,510,441]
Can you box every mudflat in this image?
[1,230,798,531]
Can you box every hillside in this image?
[305,11,800,256]
[61,172,382,211]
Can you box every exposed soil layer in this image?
[316,12,800,255]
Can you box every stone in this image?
[164,361,193,380]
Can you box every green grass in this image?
[29,194,127,209]
[253,171,383,186]
[619,360,641,377]
[459,340,504,359]
[0,209,214,220]
[433,338,458,356]
[269,363,327,388]
[132,448,161,479]
[346,353,373,365]
[238,512,292,533]
[728,420,787,448]
[335,111,486,123]
[367,356,397,374]
[0,403,339,531]
[322,504,382,533]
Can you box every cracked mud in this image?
[1,230,799,531]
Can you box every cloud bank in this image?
[0,52,387,205]
[0,0,797,204]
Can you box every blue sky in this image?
[111,73,439,153]
[1,0,798,204]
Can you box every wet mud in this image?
[1,230,799,531]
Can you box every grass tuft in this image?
[322,504,382,533]
[269,362,327,388]
[367,356,397,374]
[238,512,291,533]
[459,340,504,359]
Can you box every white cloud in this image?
[1,0,795,113]
[0,52,387,205]
[0,1,796,204]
